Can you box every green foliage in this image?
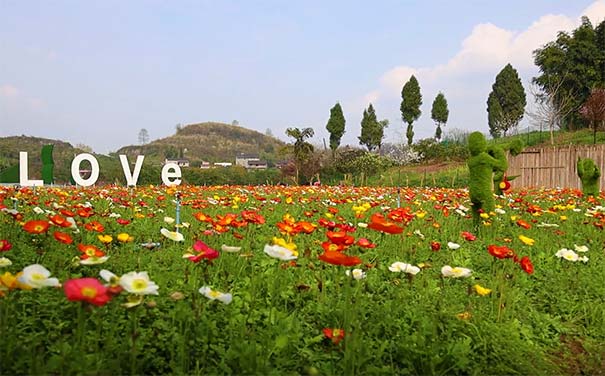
[401,75,423,146]
[285,127,315,184]
[412,138,469,163]
[467,132,507,222]
[431,92,449,141]
[325,103,346,154]
[487,145,508,195]
[534,17,605,130]
[577,157,601,197]
[487,64,527,138]
[358,104,387,152]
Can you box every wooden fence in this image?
[507,144,605,189]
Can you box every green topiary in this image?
[488,145,508,196]
[577,157,601,197]
[467,132,507,222]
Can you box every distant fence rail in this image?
[508,144,605,189]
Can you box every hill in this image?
[117,122,285,166]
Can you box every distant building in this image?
[164,159,190,167]
[214,162,233,167]
[235,153,267,170]
[200,161,212,169]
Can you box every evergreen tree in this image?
[431,92,449,141]
[401,75,422,146]
[325,102,346,155]
[138,128,149,144]
[285,127,315,184]
[358,104,387,152]
[487,64,526,138]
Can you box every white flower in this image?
[455,209,466,216]
[221,244,241,253]
[163,216,175,224]
[99,269,120,285]
[447,242,461,250]
[119,271,159,295]
[160,228,184,242]
[357,222,368,228]
[263,244,297,261]
[495,208,506,214]
[33,206,44,215]
[388,262,420,275]
[556,248,579,262]
[413,230,425,239]
[441,265,472,278]
[109,212,121,218]
[536,222,559,228]
[199,286,232,304]
[17,264,61,288]
[80,256,110,265]
[579,256,589,263]
[0,257,12,267]
[574,244,589,253]
[345,269,367,280]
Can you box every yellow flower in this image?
[559,215,567,221]
[473,284,492,296]
[272,237,298,256]
[117,233,134,243]
[416,211,426,219]
[456,312,472,320]
[98,234,113,244]
[518,235,535,246]
[480,212,489,219]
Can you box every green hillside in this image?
[117,122,285,166]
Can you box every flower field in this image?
[1,184,604,375]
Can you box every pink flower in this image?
[64,278,111,306]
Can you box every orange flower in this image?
[23,220,50,234]
[53,231,73,245]
[78,244,105,259]
[321,241,345,253]
[295,221,317,234]
[193,212,214,223]
[367,213,403,235]
[49,214,71,228]
[241,210,265,225]
[318,251,362,266]
[84,221,105,233]
[323,328,345,344]
[326,231,355,246]
[487,244,515,259]
[516,219,531,229]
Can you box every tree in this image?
[285,127,315,184]
[138,128,149,145]
[431,93,449,141]
[325,102,346,155]
[401,75,422,146]
[579,88,605,144]
[526,80,576,145]
[358,104,388,152]
[534,17,604,130]
[175,123,183,134]
[487,64,526,138]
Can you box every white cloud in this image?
[348,0,605,144]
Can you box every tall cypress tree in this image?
[358,104,386,152]
[487,64,526,138]
[431,92,449,141]
[401,75,422,146]
[325,102,346,155]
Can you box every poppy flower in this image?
[84,221,105,233]
[295,221,317,234]
[518,235,535,246]
[473,284,492,296]
[184,240,220,263]
[64,278,111,306]
[430,241,441,252]
[53,231,73,245]
[119,271,160,295]
[441,265,472,278]
[199,286,232,304]
[356,238,376,248]
[17,264,61,289]
[117,233,134,243]
[519,256,534,274]
[461,231,476,241]
[499,177,511,192]
[326,231,355,246]
[318,251,362,266]
[241,210,265,225]
[49,214,71,228]
[78,244,106,259]
[264,244,297,261]
[487,244,515,259]
[516,219,531,229]
[23,220,50,234]
[0,239,12,252]
[116,218,131,226]
[323,328,345,345]
[367,213,404,235]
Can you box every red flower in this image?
[49,214,71,228]
[0,239,12,252]
[321,241,346,253]
[519,256,534,274]
[487,244,515,259]
[461,231,476,241]
[116,218,131,226]
[295,221,317,234]
[499,176,512,192]
[319,251,362,266]
[188,240,219,263]
[84,221,105,233]
[323,328,345,345]
[430,241,441,252]
[356,238,376,248]
[367,213,404,235]
[64,278,111,306]
[23,220,50,234]
[78,244,105,259]
[387,207,414,224]
[326,231,355,246]
[516,220,531,229]
[241,210,265,225]
[53,231,73,245]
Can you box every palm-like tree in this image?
[285,127,315,184]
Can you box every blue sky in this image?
[1,1,604,154]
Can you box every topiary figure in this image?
[488,144,508,196]
[467,132,507,222]
[577,157,601,197]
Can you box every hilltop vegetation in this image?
[117,122,285,166]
